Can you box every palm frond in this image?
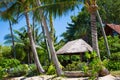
[4,34,12,40]
[28,0,82,18]
[4,40,12,45]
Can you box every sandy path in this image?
[6,74,120,80]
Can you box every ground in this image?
[5,74,120,80]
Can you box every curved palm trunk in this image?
[49,14,55,43]
[9,20,16,58]
[41,24,51,63]
[36,0,63,76]
[96,10,111,57]
[91,12,101,59]
[24,12,45,73]
[32,14,36,43]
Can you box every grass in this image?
[111,70,120,77]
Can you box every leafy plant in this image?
[64,61,86,71]
[99,36,120,59]
[8,64,28,77]
[0,46,12,58]
[104,53,120,71]
[47,64,56,75]
[0,58,20,69]
[26,64,38,77]
[83,52,109,79]
[0,66,8,79]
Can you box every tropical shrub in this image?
[26,64,38,77]
[104,52,120,71]
[110,52,120,61]
[64,61,86,71]
[47,64,56,75]
[0,66,8,79]
[99,36,120,59]
[0,58,20,69]
[83,52,109,79]
[0,58,21,78]
[8,64,28,77]
[0,46,12,58]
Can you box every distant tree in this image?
[61,7,91,43]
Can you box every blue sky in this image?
[0,8,80,45]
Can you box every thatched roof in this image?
[56,39,93,55]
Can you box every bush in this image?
[99,36,120,59]
[8,64,28,77]
[106,61,120,70]
[110,52,120,61]
[0,46,12,58]
[64,61,86,71]
[26,64,38,77]
[104,53,120,71]
[0,66,8,79]
[83,52,109,79]
[0,58,20,69]
[47,64,56,75]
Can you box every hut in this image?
[56,39,93,61]
[105,24,120,36]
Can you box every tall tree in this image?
[35,0,63,76]
[0,1,17,58]
[85,0,100,59]
[61,7,91,43]
[96,10,111,57]
[21,0,44,73]
[1,0,45,73]
[35,0,81,76]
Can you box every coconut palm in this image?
[96,10,111,57]
[0,1,17,58]
[4,25,44,64]
[85,0,110,76]
[85,0,100,59]
[1,0,45,73]
[35,0,81,76]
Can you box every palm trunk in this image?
[41,24,51,63]
[9,20,16,58]
[91,12,101,59]
[96,10,111,57]
[32,13,36,43]
[36,0,63,76]
[49,14,55,43]
[24,12,45,73]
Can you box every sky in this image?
[0,8,80,45]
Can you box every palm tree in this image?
[1,0,45,73]
[22,0,44,73]
[34,0,83,76]
[85,0,100,59]
[85,0,110,76]
[49,13,55,43]
[35,0,81,76]
[0,1,17,58]
[35,0,63,76]
[96,10,111,57]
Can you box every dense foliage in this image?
[99,36,120,71]
[0,0,120,78]
[99,36,120,59]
